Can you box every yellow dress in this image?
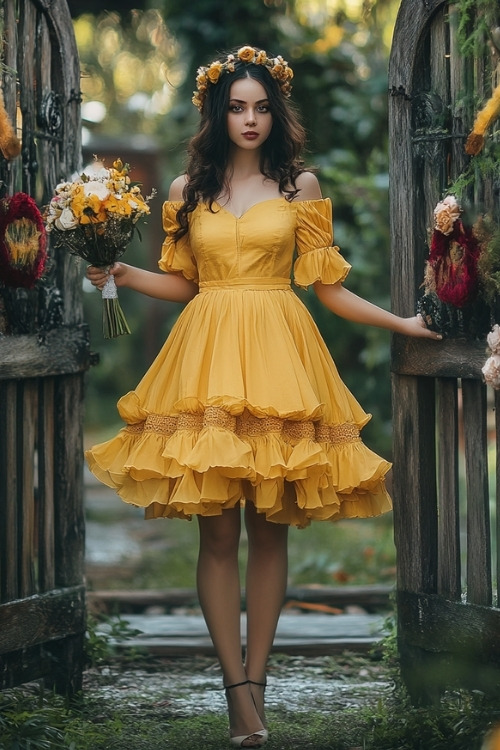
[85,197,392,527]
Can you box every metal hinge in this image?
[389,85,412,101]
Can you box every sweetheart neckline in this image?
[212,197,287,220]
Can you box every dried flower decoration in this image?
[0,192,47,288]
[433,195,462,235]
[465,83,500,156]
[192,46,294,111]
[482,325,500,390]
[424,195,481,308]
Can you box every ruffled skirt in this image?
[85,283,392,527]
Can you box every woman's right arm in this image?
[87,174,197,303]
[86,263,198,303]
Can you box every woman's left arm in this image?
[314,281,442,340]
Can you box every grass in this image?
[2,648,500,750]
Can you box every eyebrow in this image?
[229,98,270,104]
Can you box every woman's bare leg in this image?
[197,509,265,745]
[244,502,289,722]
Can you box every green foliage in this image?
[366,690,500,750]
[448,140,500,199]
[288,516,396,586]
[85,614,144,667]
[477,213,500,305]
[0,689,76,750]
[456,0,498,58]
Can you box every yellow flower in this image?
[255,50,267,65]
[238,46,256,63]
[196,72,208,89]
[86,192,106,217]
[206,62,223,83]
[271,64,285,80]
[103,195,133,218]
[69,185,87,220]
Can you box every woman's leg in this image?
[244,502,289,721]
[197,509,265,744]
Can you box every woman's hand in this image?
[86,263,126,290]
[400,314,443,340]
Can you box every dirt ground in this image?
[82,650,394,718]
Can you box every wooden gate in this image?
[389,0,500,701]
[0,0,88,694]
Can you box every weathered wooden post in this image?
[389,0,500,701]
[0,0,89,695]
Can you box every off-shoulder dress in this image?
[85,197,392,527]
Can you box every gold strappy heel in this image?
[224,680,269,748]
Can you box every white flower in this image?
[482,354,500,389]
[82,166,110,181]
[54,207,78,231]
[83,180,110,201]
[433,195,461,235]
[487,324,500,355]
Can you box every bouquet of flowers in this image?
[45,158,154,338]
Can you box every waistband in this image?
[199,277,291,291]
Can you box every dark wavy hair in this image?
[172,47,307,240]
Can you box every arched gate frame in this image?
[390,0,500,700]
[0,0,88,694]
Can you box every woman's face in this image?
[226,77,273,151]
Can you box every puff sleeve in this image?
[293,198,351,289]
[158,201,198,282]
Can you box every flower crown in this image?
[192,45,294,111]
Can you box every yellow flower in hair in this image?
[196,71,208,91]
[207,62,223,83]
[192,46,294,111]
[238,46,256,62]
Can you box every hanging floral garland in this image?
[423,196,482,308]
[0,192,47,288]
[418,3,500,352]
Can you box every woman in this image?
[86,45,441,748]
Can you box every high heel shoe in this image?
[224,680,269,748]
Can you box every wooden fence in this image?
[389,0,500,701]
[0,0,88,695]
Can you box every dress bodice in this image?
[159,197,351,289]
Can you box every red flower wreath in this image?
[0,192,47,288]
[426,198,481,308]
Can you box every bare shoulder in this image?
[293,171,322,201]
[168,174,188,201]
